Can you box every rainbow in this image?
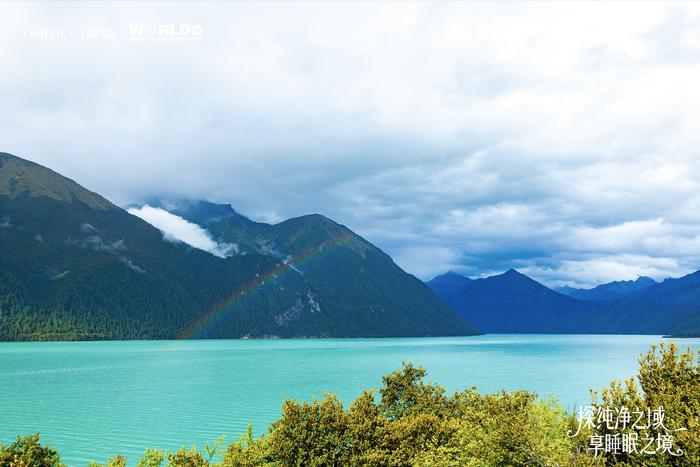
[177,230,360,339]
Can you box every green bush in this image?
[233,362,581,466]
[0,433,63,467]
[590,342,700,466]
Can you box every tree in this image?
[0,433,63,467]
[591,342,700,466]
[221,425,271,466]
[268,393,348,466]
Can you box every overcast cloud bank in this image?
[2,2,700,286]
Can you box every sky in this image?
[2,1,700,287]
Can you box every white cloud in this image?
[520,256,683,290]
[127,205,234,257]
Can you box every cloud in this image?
[519,256,683,290]
[82,235,126,252]
[80,223,99,233]
[2,2,700,285]
[120,257,145,274]
[127,205,235,257]
[76,226,147,272]
[392,246,464,282]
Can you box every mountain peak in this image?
[426,271,472,300]
[275,213,351,239]
[0,152,114,211]
[432,271,466,280]
[502,268,526,278]
[284,213,336,225]
[139,197,256,228]
[635,276,656,285]
[445,270,466,277]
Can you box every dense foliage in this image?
[3,342,697,466]
[0,433,64,467]
[590,342,700,466]
[221,364,588,466]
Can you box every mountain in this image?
[0,153,477,340]
[426,272,472,300]
[0,153,321,340]
[556,276,657,301]
[139,198,479,337]
[625,271,700,306]
[607,271,700,335]
[139,197,263,231]
[437,268,700,335]
[441,269,617,333]
[554,285,578,296]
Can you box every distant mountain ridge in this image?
[433,269,613,333]
[0,152,478,340]
[427,269,700,335]
[556,276,657,301]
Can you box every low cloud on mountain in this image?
[128,205,235,258]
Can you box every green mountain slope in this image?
[0,153,477,340]
[144,199,479,337]
[0,153,324,339]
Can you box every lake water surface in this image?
[2,334,699,465]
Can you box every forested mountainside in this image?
[0,152,477,340]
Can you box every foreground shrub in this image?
[0,433,63,467]
[590,342,700,467]
[222,426,272,466]
[247,363,579,466]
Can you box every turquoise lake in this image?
[2,334,699,465]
